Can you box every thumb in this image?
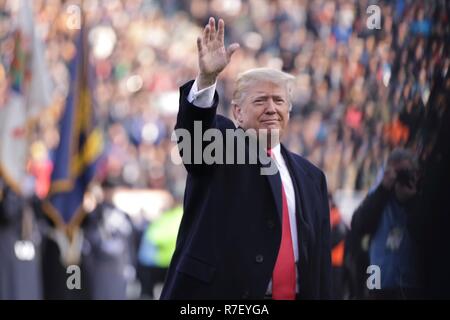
[226,43,240,60]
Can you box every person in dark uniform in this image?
[81,179,137,299]
[0,177,43,299]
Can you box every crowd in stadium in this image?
[0,0,448,299]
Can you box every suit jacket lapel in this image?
[261,155,283,222]
[245,132,281,222]
[281,146,314,230]
[280,145,315,267]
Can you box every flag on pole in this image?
[42,23,103,233]
[0,0,53,194]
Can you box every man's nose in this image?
[265,99,277,113]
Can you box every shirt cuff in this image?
[187,78,217,108]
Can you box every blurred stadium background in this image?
[0,0,448,299]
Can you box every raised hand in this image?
[197,17,239,90]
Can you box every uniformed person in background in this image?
[0,176,43,299]
[81,178,138,299]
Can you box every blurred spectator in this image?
[329,194,348,299]
[351,148,424,299]
[81,179,138,299]
[0,177,43,299]
[137,202,182,299]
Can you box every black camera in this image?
[396,169,415,187]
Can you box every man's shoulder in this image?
[286,149,325,182]
[216,114,236,130]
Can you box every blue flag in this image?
[43,26,103,230]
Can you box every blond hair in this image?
[231,68,296,110]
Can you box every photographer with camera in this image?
[351,148,424,299]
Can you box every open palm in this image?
[197,18,239,86]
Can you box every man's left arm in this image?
[319,172,332,299]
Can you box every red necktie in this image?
[269,149,296,300]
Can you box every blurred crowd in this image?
[2,0,448,197]
[0,0,449,299]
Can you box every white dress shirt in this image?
[187,79,299,294]
[187,78,217,108]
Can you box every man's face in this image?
[233,81,290,141]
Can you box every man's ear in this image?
[232,104,242,124]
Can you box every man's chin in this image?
[259,122,281,130]
[256,126,282,144]
[257,126,281,133]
